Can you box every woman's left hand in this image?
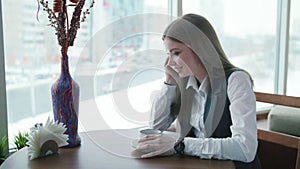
[136,134,177,158]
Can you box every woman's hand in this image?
[164,57,177,85]
[136,134,177,158]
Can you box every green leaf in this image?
[14,132,29,150]
[0,135,8,159]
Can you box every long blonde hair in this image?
[163,14,253,86]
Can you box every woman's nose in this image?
[168,55,176,66]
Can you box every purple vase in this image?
[51,55,81,148]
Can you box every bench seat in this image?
[268,105,300,137]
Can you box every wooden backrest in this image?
[255,92,300,108]
[255,92,300,169]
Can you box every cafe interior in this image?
[0,0,300,169]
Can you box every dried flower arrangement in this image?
[38,0,95,56]
[36,0,95,148]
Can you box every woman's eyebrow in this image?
[169,48,180,53]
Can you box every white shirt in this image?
[150,71,257,162]
[186,75,209,138]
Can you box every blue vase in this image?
[51,55,81,148]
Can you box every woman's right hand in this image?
[164,57,177,85]
[136,134,177,158]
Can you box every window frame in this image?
[0,0,9,155]
[274,0,291,95]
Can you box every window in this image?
[1,0,299,148]
[287,0,300,96]
[1,0,169,147]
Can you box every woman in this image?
[136,14,261,169]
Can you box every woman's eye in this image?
[173,52,180,57]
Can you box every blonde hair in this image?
[163,14,253,86]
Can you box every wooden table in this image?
[0,128,234,169]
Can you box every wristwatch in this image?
[174,138,185,155]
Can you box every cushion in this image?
[268,105,300,137]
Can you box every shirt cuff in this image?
[162,83,176,100]
[184,137,204,156]
[184,137,220,159]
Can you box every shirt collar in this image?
[186,76,209,93]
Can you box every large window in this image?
[2,0,169,146]
[1,0,299,148]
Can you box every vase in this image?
[51,55,81,148]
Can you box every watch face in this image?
[174,140,185,154]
